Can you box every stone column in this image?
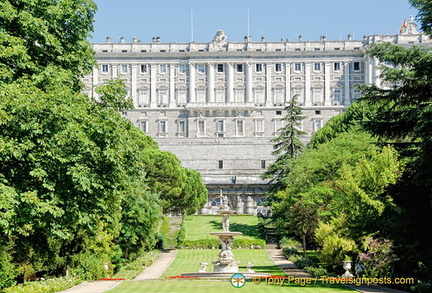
[245,196,254,215]
[150,64,157,107]
[344,62,351,106]
[304,63,311,106]
[226,63,234,103]
[131,64,137,107]
[208,63,215,103]
[265,63,272,106]
[285,63,291,103]
[324,62,331,106]
[169,64,176,107]
[246,62,253,103]
[189,63,196,103]
[235,195,243,214]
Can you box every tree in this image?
[262,96,306,192]
[0,0,96,89]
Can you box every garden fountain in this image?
[181,191,271,279]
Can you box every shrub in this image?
[279,237,301,250]
[359,237,397,278]
[3,277,81,293]
[0,249,18,289]
[176,225,186,248]
[181,239,219,249]
[232,239,266,249]
[305,266,330,277]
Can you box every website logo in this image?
[230,273,246,288]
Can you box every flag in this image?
[399,19,407,34]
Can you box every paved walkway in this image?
[57,249,177,293]
[134,249,177,280]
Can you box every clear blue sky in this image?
[91,0,418,43]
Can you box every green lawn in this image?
[107,280,354,292]
[183,215,260,240]
[161,249,285,277]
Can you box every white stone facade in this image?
[84,19,431,214]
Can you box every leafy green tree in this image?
[0,0,96,89]
[262,96,306,192]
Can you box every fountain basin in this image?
[209,232,243,237]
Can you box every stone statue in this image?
[247,262,255,273]
[222,214,230,232]
[212,30,227,51]
[198,262,208,273]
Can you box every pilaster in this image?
[150,64,157,107]
[227,63,234,103]
[246,62,253,103]
[208,63,215,103]
[324,63,331,106]
[304,63,311,106]
[169,64,176,107]
[189,63,196,103]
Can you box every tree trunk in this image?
[302,234,307,257]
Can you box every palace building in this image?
[83,17,430,215]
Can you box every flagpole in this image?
[247,7,250,37]
[191,9,194,42]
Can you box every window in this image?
[159,121,167,133]
[198,121,205,135]
[160,50,166,52]
[255,120,264,132]
[216,120,224,132]
[217,64,224,73]
[313,120,322,132]
[276,110,282,115]
[216,89,225,103]
[274,120,283,132]
[314,63,321,71]
[235,89,244,103]
[256,64,263,72]
[254,88,265,105]
[178,120,186,133]
[139,121,147,133]
[334,62,341,71]
[121,64,128,74]
[236,120,244,135]
[101,65,109,73]
[353,88,362,100]
[314,48,321,51]
[178,64,186,74]
[275,63,282,72]
[138,90,150,106]
[218,160,224,169]
[236,64,243,73]
[333,88,342,102]
[197,64,205,73]
[196,90,206,103]
[140,64,147,73]
[315,110,321,115]
[294,63,302,71]
[353,62,361,71]
[295,48,301,51]
[159,64,167,73]
[158,90,168,106]
[177,89,187,105]
[261,160,266,169]
[275,49,282,51]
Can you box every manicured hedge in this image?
[180,239,265,249]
